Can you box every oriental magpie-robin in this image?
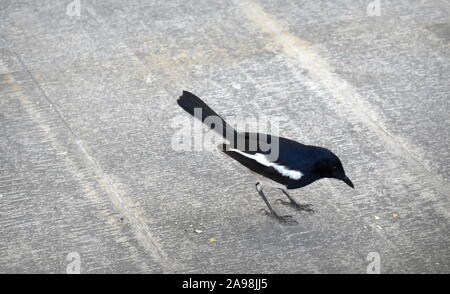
[177,90,354,223]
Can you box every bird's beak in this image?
[342,176,354,188]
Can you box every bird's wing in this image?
[218,143,304,185]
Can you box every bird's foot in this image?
[259,209,298,224]
[275,199,315,214]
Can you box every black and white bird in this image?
[177,90,354,223]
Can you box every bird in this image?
[177,90,354,223]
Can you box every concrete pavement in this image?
[0,0,449,273]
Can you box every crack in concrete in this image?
[0,33,175,273]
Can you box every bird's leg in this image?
[255,183,297,224]
[276,190,315,214]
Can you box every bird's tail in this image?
[177,90,237,140]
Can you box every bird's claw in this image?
[275,199,290,205]
[277,215,298,224]
[275,199,315,214]
[259,208,297,224]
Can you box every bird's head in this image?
[311,149,354,188]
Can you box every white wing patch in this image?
[230,148,303,180]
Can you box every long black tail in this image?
[177,90,237,140]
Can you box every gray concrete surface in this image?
[0,0,449,273]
